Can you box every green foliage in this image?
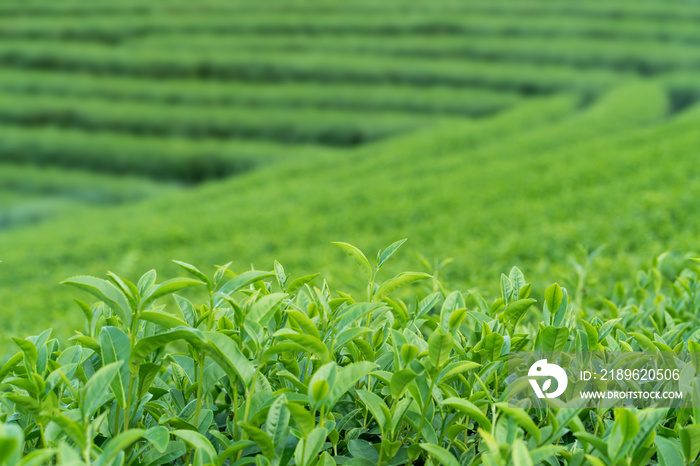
[3,2,700,464]
[2,242,700,465]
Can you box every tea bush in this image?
[2,240,700,465]
[0,127,326,182]
[0,70,521,118]
[0,42,626,94]
[0,93,434,146]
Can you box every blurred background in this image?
[2,0,700,346]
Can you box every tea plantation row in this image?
[0,42,625,93]
[3,11,700,43]
[1,0,700,21]
[132,33,700,75]
[0,70,521,117]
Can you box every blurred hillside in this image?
[1,0,700,344]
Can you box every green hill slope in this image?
[3,82,698,344]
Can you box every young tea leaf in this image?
[428,329,453,369]
[332,242,373,282]
[374,272,431,302]
[378,238,408,268]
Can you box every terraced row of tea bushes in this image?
[3,242,700,465]
[2,12,700,43]
[0,93,438,146]
[0,165,176,204]
[0,94,573,187]
[0,43,626,94]
[137,33,700,75]
[0,70,521,117]
[0,193,91,231]
[364,84,665,164]
[0,166,177,230]
[0,126,325,182]
[363,94,580,161]
[1,0,699,22]
[415,0,700,21]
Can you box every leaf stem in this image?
[193,352,206,429]
[415,375,438,442]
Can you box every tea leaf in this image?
[390,368,417,399]
[511,439,533,466]
[139,310,190,329]
[357,389,388,432]
[12,338,38,373]
[141,277,205,309]
[443,397,492,432]
[295,426,328,466]
[496,403,541,443]
[172,430,216,463]
[144,426,169,454]
[239,422,275,459]
[287,402,314,437]
[266,395,290,449]
[348,439,379,463]
[287,273,320,295]
[538,326,569,352]
[81,361,122,421]
[202,331,255,386]
[94,429,146,466]
[286,310,320,340]
[418,443,460,466]
[99,326,130,409]
[332,242,373,282]
[173,260,212,289]
[325,361,376,409]
[0,424,23,465]
[218,270,276,297]
[130,327,207,369]
[608,408,639,461]
[374,272,431,302]
[680,425,700,464]
[378,238,408,268]
[428,329,453,369]
[61,276,131,326]
[504,298,537,331]
[656,436,684,466]
[248,293,286,328]
[277,331,330,364]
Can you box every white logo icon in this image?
[528,359,568,399]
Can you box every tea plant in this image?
[3,241,700,465]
